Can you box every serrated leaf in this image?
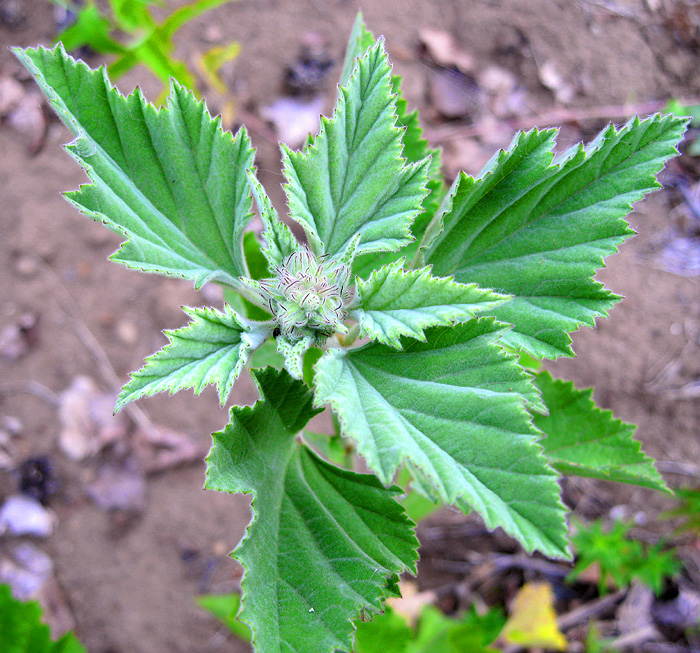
[15,45,255,289]
[533,371,667,491]
[314,320,568,559]
[343,17,444,280]
[275,333,313,381]
[350,259,508,348]
[283,40,430,258]
[116,305,261,411]
[205,368,418,653]
[424,116,687,358]
[0,584,86,652]
[246,169,301,269]
[339,11,376,87]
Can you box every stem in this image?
[227,277,270,310]
[409,177,457,269]
[336,323,360,348]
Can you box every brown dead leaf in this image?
[58,376,129,460]
[538,60,576,105]
[427,68,481,120]
[0,74,23,116]
[617,581,656,635]
[0,312,38,361]
[418,28,474,73]
[652,582,700,631]
[478,65,529,118]
[86,462,147,513]
[134,423,206,474]
[6,89,48,153]
[261,95,324,149]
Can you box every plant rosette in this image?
[15,13,687,653]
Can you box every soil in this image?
[1,0,700,651]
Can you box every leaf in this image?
[390,76,444,242]
[275,333,313,381]
[500,582,567,650]
[246,170,300,268]
[115,305,262,411]
[353,605,412,653]
[54,3,125,55]
[110,0,155,32]
[158,0,234,40]
[283,40,430,258]
[424,116,688,358]
[408,605,500,653]
[568,519,680,595]
[15,45,256,289]
[339,11,376,87]
[0,583,86,652]
[533,372,668,491]
[199,41,241,94]
[314,319,569,559]
[196,592,251,641]
[342,16,443,280]
[350,259,508,348]
[205,368,418,653]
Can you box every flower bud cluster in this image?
[259,249,352,343]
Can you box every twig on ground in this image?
[28,251,153,431]
[557,588,627,630]
[607,623,660,649]
[0,380,60,407]
[424,98,700,144]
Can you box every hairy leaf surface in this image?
[343,16,443,279]
[116,305,260,410]
[246,170,300,269]
[314,320,568,558]
[206,368,418,653]
[533,372,667,491]
[283,40,430,258]
[424,116,687,358]
[16,45,255,288]
[350,260,507,348]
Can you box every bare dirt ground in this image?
[1,0,700,651]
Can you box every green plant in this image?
[666,98,700,156]
[196,592,252,643]
[0,584,85,652]
[14,12,687,653]
[663,486,700,535]
[568,518,681,595]
[51,0,239,99]
[199,592,504,653]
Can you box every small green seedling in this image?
[568,518,681,595]
[663,486,700,535]
[15,13,687,653]
[50,0,239,99]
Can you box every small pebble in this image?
[116,320,138,345]
[0,494,55,537]
[14,253,39,278]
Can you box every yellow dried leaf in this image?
[500,581,567,650]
